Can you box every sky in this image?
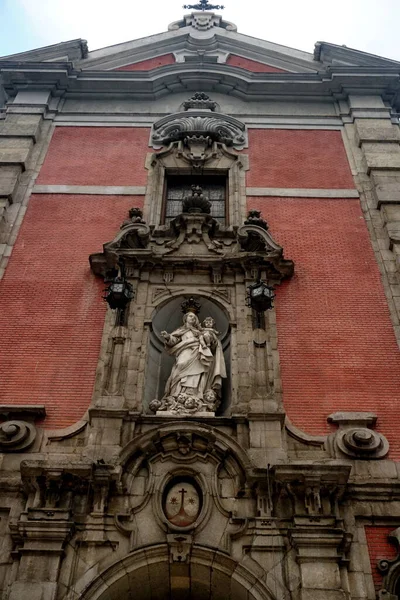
[0,0,400,61]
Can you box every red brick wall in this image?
[365,526,398,588]
[114,54,175,71]
[247,196,400,458]
[246,129,355,189]
[226,54,287,72]
[0,194,143,429]
[37,127,150,186]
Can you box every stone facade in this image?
[1,12,400,600]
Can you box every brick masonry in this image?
[36,127,151,186]
[365,526,398,588]
[0,194,143,428]
[226,54,287,72]
[114,54,175,71]
[246,129,356,189]
[247,196,400,458]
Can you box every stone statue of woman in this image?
[150,311,226,415]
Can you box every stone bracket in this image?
[167,532,193,563]
[327,411,389,459]
[274,464,351,517]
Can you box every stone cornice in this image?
[2,62,400,107]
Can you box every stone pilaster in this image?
[9,508,74,600]
[341,95,400,343]
[0,90,54,280]
[275,464,352,600]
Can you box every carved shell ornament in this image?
[151,92,246,150]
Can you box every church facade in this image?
[1,9,400,600]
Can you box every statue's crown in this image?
[181,296,201,314]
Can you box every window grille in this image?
[165,176,227,224]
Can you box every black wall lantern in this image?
[103,259,134,314]
[246,281,275,313]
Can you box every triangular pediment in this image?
[314,41,400,68]
[0,39,88,63]
[72,13,319,73]
[2,13,398,75]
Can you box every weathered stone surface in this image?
[355,119,400,145]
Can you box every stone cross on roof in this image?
[183,0,224,10]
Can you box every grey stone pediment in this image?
[0,38,88,62]
[314,41,400,68]
[89,211,294,283]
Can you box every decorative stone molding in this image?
[20,460,120,514]
[0,405,45,452]
[377,527,400,599]
[90,208,294,284]
[168,12,237,32]
[173,48,230,63]
[327,412,389,459]
[152,112,246,152]
[145,129,250,226]
[183,92,217,111]
[151,92,246,159]
[274,464,351,517]
[167,532,193,562]
[0,420,36,452]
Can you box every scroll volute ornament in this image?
[0,405,45,452]
[327,412,389,459]
[0,420,36,452]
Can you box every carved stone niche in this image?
[377,527,400,600]
[145,295,230,415]
[0,405,45,452]
[327,412,389,459]
[89,204,293,413]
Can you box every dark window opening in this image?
[164,175,227,225]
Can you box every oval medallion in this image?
[164,480,201,527]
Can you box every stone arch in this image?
[119,420,253,475]
[77,543,278,600]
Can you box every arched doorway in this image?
[78,544,277,600]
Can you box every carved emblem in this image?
[182,185,211,214]
[164,480,201,527]
[183,92,217,111]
